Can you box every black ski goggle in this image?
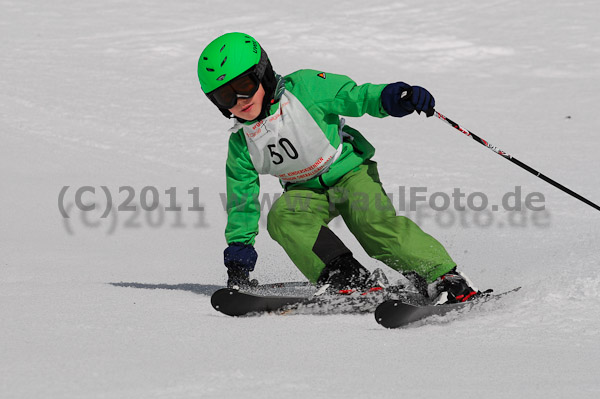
[208,71,261,109]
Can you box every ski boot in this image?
[315,253,393,296]
[316,253,370,291]
[227,269,259,290]
[429,268,480,305]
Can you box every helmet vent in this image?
[202,57,208,61]
[206,68,215,72]
[220,57,227,67]
[220,44,226,52]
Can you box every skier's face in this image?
[228,83,265,121]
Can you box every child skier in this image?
[198,32,479,304]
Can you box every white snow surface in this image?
[2,0,600,397]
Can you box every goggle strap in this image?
[255,46,269,80]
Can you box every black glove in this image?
[224,243,258,288]
[381,82,435,118]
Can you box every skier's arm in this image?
[224,132,261,246]
[288,70,389,118]
[288,70,435,119]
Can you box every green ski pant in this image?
[267,161,456,284]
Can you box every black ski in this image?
[374,287,521,328]
[211,286,425,317]
[211,288,308,316]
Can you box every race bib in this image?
[238,91,341,183]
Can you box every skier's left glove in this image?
[224,243,258,289]
[381,82,435,118]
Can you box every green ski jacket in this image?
[225,69,389,244]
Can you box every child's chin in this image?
[240,111,260,120]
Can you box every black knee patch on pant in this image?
[312,226,351,264]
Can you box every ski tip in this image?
[374,300,418,329]
[210,288,240,316]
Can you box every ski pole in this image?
[431,110,600,212]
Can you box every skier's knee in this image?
[266,201,285,239]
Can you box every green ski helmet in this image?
[198,32,277,120]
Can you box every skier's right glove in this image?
[224,243,258,289]
[381,82,435,118]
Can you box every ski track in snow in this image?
[1,0,600,398]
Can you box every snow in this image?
[1,0,600,397]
